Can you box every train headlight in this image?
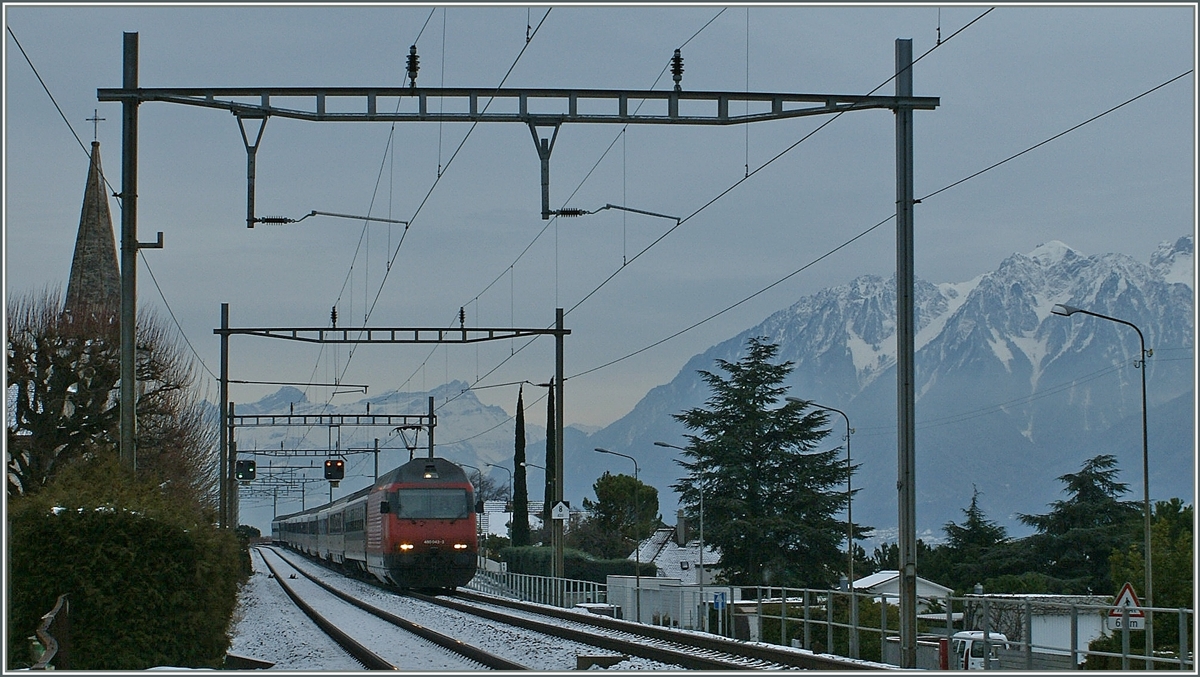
[398,543,414,551]
[453,543,468,550]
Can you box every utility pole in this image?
[219,303,229,527]
[554,308,565,586]
[894,38,919,669]
[118,32,139,471]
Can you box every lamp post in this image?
[1051,303,1153,659]
[521,461,547,536]
[655,440,706,632]
[789,396,858,658]
[595,447,641,624]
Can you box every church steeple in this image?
[64,141,120,317]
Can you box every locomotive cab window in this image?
[396,489,471,520]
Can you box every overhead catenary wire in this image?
[565,64,1190,382]
[5,25,118,203]
[405,9,733,408]
[426,8,992,413]
[7,25,223,395]
[298,8,555,444]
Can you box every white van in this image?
[950,631,1009,670]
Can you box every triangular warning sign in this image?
[1109,582,1146,617]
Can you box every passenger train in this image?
[272,456,477,590]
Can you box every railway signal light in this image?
[324,458,345,480]
[235,459,256,481]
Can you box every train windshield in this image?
[396,489,472,519]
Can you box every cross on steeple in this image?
[86,109,105,142]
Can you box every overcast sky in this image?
[4,3,1196,433]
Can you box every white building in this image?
[852,570,954,612]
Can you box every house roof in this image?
[629,527,720,586]
[853,570,953,598]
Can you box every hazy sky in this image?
[5,3,1196,433]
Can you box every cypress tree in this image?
[511,386,530,546]
[543,378,556,531]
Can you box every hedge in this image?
[500,545,657,583]
[6,460,245,670]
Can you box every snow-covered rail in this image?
[255,547,523,670]
[444,588,888,670]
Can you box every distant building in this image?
[630,523,721,586]
[63,141,120,318]
[853,570,953,612]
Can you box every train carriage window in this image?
[344,505,366,533]
[396,489,471,519]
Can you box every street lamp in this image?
[788,396,858,658]
[1052,303,1153,657]
[595,447,642,624]
[655,440,706,633]
[520,461,546,535]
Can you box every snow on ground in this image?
[227,550,361,670]
[229,547,682,671]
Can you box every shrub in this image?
[499,545,656,582]
[6,457,244,670]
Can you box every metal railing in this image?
[737,586,1193,671]
[468,562,606,609]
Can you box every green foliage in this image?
[929,487,1011,593]
[235,524,261,540]
[757,594,900,659]
[511,387,530,546]
[480,534,511,560]
[1108,498,1194,654]
[1017,454,1141,593]
[6,457,244,670]
[672,337,854,588]
[543,380,556,528]
[576,471,660,559]
[499,545,655,583]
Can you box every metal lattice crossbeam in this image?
[230,413,430,428]
[96,86,938,125]
[214,326,569,344]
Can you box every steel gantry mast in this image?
[215,303,570,536]
[103,34,935,664]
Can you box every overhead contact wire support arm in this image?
[236,113,268,228]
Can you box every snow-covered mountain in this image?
[585,235,1194,539]
[232,236,1193,541]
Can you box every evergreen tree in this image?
[543,379,556,532]
[672,337,851,587]
[1017,454,1141,594]
[577,472,660,559]
[937,486,1009,593]
[511,386,530,546]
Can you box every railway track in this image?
[255,547,527,670]
[266,545,879,670]
[447,588,882,670]
[425,588,878,670]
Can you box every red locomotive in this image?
[272,456,478,590]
